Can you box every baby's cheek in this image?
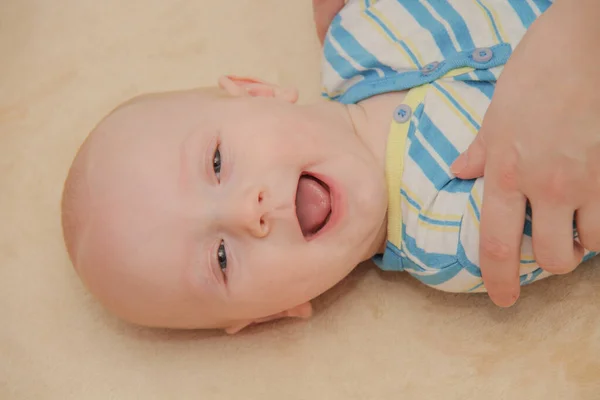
[251,253,306,288]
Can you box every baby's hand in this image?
[312,0,345,44]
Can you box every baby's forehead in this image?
[89,90,225,156]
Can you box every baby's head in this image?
[62,77,387,333]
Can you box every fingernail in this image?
[505,293,518,307]
[496,293,518,308]
[450,153,468,175]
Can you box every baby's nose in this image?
[230,187,270,238]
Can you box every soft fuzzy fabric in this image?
[2,1,599,399]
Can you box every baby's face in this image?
[70,80,387,331]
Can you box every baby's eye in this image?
[217,240,227,273]
[213,146,222,180]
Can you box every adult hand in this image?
[451,0,600,307]
[313,0,345,45]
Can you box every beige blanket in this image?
[2,1,599,398]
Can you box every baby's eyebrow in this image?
[178,130,197,193]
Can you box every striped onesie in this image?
[321,0,597,292]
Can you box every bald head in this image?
[61,89,231,328]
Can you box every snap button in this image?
[472,47,493,63]
[420,61,439,75]
[393,104,412,123]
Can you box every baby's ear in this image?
[224,302,313,335]
[218,75,299,103]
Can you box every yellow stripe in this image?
[417,220,460,232]
[399,138,463,224]
[466,198,480,229]
[361,2,423,69]
[442,67,475,78]
[398,184,424,207]
[386,85,427,248]
[433,89,478,136]
[401,187,462,221]
[433,82,482,136]
[471,185,482,210]
[475,0,508,43]
[321,86,346,98]
[475,1,501,42]
[466,185,482,228]
[401,196,460,232]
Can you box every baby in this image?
[62,0,596,333]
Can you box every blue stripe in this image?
[420,214,461,227]
[432,82,481,131]
[324,37,360,80]
[407,124,452,189]
[399,257,426,274]
[533,0,552,14]
[442,178,476,194]
[468,195,481,221]
[523,218,532,237]
[451,70,497,84]
[418,112,460,166]
[403,231,460,270]
[425,0,475,51]
[475,0,503,42]
[397,0,457,57]
[520,268,544,285]
[407,141,451,190]
[400,188,422,211]
[473,69,496,82]
[508,0,537,28]
[363,6,422,68]
[451,72,473,82]
[329,16,397,77]
[457,241,482,277]
[467,282,484,292]
[583,252,598,262]
[324,36,380,82]
[373,241,404,271]
[401,189,461,227]
[468,268,544,292]
[407,261,464,286]
[521,259,537,265]
[462,81,494,100]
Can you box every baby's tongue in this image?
[296,176,331,236]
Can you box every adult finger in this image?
[451,126,487,180]
[576,205,600,251]
[479,159,527,307]
[531,204,583,274]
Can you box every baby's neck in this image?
[345,91,408,257]
[347,91,409,173]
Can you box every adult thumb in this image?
[451,130,487,179]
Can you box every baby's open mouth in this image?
[295,173,332,238]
